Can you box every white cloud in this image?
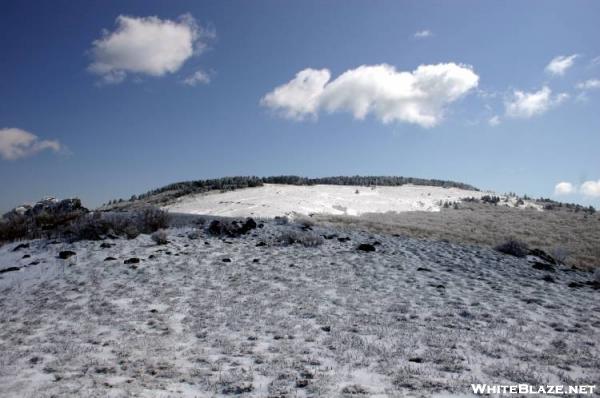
[261,63,479,127]
[581,180,600,197]
[488,115,500,126]
[88,14,211,83]
[554,181,575,195]
[260,69,331,120]
[505,86,568,119]
[414,30,433,39]
[545,54,578,76]
[576,79,600,90]
[0,128,61,160]
[183,69,211,86]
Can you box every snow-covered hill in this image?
[165,184,486,218]
[1,221,598,397]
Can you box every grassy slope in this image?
[313,202,600,269]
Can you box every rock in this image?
[258,223,264,228]
[222,384,253,395]
[22,254,30,259]
[252,259,260,263]
[241,218,257,233]
[0,266,20,274]
[100,243,113,249]
[58,250,76,259]
[321,325,331,332]
[29,261,40,266]
[542,275,555,283]
[532,262,555,272]
[12,243,30,252]
[222,258,231,263]
[256,242,266,247]
[417,267,432,272]
[408,357,424,363]
[323,234,338,240]
[104,257,117,261]
[187,231,200,240]
[357,243,375,252]
[208,220,224,235]
[124,258,140,264]
[529,248,557,265]
[585,280,600,290]
[338,237,351,243]
[296,380,309,388]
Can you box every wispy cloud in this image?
[545,54,578,76]
[0,128,62,160]
[183,69,211,86]
[505,86,568,119]
[576,79,600,90]
[261,63,479,128]
[488,115,500,126]
[413,30,433,39]
[88,14,214,84]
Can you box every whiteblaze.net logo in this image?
[471,384,596,395]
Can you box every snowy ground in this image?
[164,184,489,218]
[1,221,598,397]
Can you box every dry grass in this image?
[313,202,600,269]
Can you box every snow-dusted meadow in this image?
[1,220,598,397]
[165,184,488,218]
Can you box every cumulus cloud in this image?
[545,54,578,76]
[88,14,211,83]
[576,79,600,90]
[581,180,600,197]
[414,30,433,39]
[0,128,61,160]
[183,69,211,86]
[505,86,568,118]
[261,63,479,127]
[554,181,575,195]
[260,69,331,120]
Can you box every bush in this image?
[495,239,529,258]
[136,206,169,234]
[151,229,168,245]
[123,225,140,240]
[278,230,324,247]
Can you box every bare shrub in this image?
[278,230,324,247]
[123,225,140,240]
[551,247,569,264]
[151,229,168,245]
[495,239,529,258]
[67,212,108,240]
[274,216,289,225]
[135,206,169,234]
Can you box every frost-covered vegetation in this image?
[0,198,168,244]
[103,175,479,209]
[1,220,599,397]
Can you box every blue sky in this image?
[1,0,599,211]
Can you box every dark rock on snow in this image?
[357,243,376,252]
[58,251,76,259]
[12,243,30,252]
[0,266,21,274]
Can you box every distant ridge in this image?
[103,175,479,208]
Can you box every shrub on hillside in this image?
[136,206,169,234]
[151,229,168,245]
[495,238,529,258]
[278,230,324,247]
